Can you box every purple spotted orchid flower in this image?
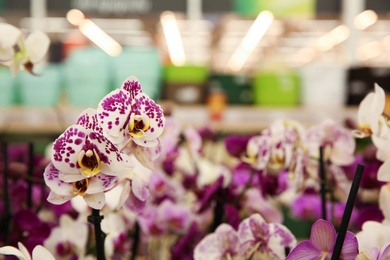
[286,219,358,260]
[97,76,165,149]
[44,108,134,209]
[238,213,296,259]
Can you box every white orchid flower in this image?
[0,23,50,76]
[354,84,387,138]
[0,242,55,260]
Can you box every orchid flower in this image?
[0,23,50,76]
[97,76,165,149]
[371,136,390,182]
[243,119,305,175]
[286,219,358,260]
[51,108,134,181]
[44,214,88,259]
[194,224,241,260]
[0,242,54,260]
[354,84,387,138]
[238,213,296,259]
[306,119,356,166]
[356,185,390,252]
[44,162,118,209]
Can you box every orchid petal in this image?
[117,180,131,210]
[309,219,336,252]
[47,191,74,205]
[379,185,390,222]
[131,140,161,169]
[377,159,390,182]
[86,174,117,194]
[18,243,31,260]
[32,245,55,260]
[43,163,74,196]
[24,31,50,63]
[0,245,26,260]
[339,231,359,259]
[121,76,143,98]
[83,192,105,209]
[58,172,85,182]
[123,189,147,214]
[0,46,14,61]
[132,173,150,201]
[97,88,132,145]
[380,242,390,259]
[76,108,102,133]
[356,248,379,260]
[52,125,87,174]
[0,23,21,49]
[286,240,321,260]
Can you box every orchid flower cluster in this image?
[0,23,50,76]
[3,73,390,260]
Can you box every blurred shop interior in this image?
[0,0,390,137]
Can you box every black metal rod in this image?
[331,164,364,260]
[27,142,34,209]
[319,146,327,220]
[130,222,140,260]
[88,209,106,260]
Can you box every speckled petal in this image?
[59,172,86,182]
[87,131,134,175]
[132,173,150,201]
[43,162,74,196]
[52,125,87,174]
[86,174,118,194]
[83,192,105,210]
[131,140,162,169]
[47,191,74,205]
[121,76,143,98]
[131,93,165,142]
[76,108,103,133]
[97,88,132,145]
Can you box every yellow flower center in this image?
[77,149,102,177]
[129,113,150,138]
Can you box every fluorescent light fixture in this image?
[66,9,122,57]
[160,11,186,66]
[318,25,349,52]
[357,41,382,61]
[228,10,274,72]
[354,10,378,30]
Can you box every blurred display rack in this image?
[0,105,358,138]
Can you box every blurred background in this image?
[0,0,390,137]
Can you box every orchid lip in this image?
[129,113,150,138]
[72,178,89,196]
[77,149,102,177]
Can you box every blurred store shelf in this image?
[0,105,359,137]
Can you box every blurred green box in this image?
[207,74,253,105]
[252,70,300,106]
[163,65,209,84]
[18,64,62,107]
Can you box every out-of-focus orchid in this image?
[286,219,358,260]
[0,23,50,76]
[194,224,240,260]
[101,212,133,259]
[44,214,88,259]
[306,119,356,166]
[354,84,386,138]
[238,213,296,259]
[97,76,165,149]
[356,243,390,260]
[243,119,305,175]
[356,185,390,252]
[0,242,54,260]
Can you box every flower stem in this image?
[27,142,34,209]
[319,146,327,220]
[331,164,364,260]
[2,142,11,244]
[88,209,106,260]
